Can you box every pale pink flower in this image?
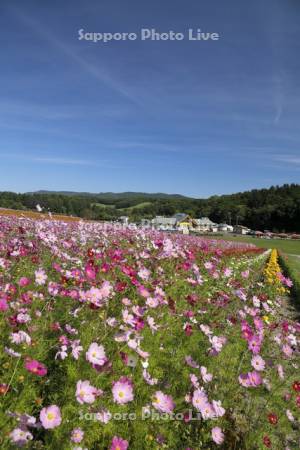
[143,369,158,385]
[146,297,159,308]
[10,331,31,345]
[211,426,224,445]
[71,428,84,443]
[40,405,62,429]
[10,428,33,446]
[185,355,199,369]
[71,340,83,360]
[223,268,232,277]
[212,400,225,417]
[138,267,151,280]
[112,377,134,404]
[251,355,265,371]
[190,374,200,389]
[200,366,213,383]
[86,342,107,366]
[152,391,175,414]
[192,389,208,411]
[76,380,100,404]
[35,268,47,286]
[282,344,293,358]
[200,402,216,420]
[55,345,68,360]
[286,409,295,422]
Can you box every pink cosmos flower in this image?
[223,268,232,277]
[200,402,216,420]
[10,331,31,345]
[212,400,226,417]
[190,374,200,389]
[86,342,107,366]
[152,391,175,414]
[71,428,84,443]
[0,298,8,311]
[185,355,199,369]
[251,355,265,371]
[192,389,208,411]
[277,364,285,380]
[71,340,83,360]
[76,380,100,404]
[40,405,62,429]
[241,270,250,278]
[209,335,227,354]
[239,371,262,387]
[146,297,159,308]
[9,428,33,446]
[19,277,31,287]
[25,359,47,376]
[35,268,47,285]
[112,377,134,404]
[85,264,96,280]
[143,369,158,385]
[110,436,129,450]
[211,427,224,445]
[248,335,261,354]
[200,366,213,383]
[282,344,293,358]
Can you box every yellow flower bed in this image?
[264,249,287,294]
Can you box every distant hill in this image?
[1,184,300,232]
[29,190,190,200]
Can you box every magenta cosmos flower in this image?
[152,391,175,414]
[25,359,47,376]
[110,436,129,450]
[18,277,31,287]
[211,426,224,445]
[40,405,62,429]
[112,377,134,404]
[76,380,101,404]
[86,342,107,366]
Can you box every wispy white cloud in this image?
[0,152,122,168]
[273,155,300,165]
[31,156,96,166]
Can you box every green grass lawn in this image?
[285,254,300,276]
[91,203,116,209]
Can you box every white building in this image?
[195,217,217,232]
[218,223,233,233]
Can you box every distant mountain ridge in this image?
[28,190,191,200]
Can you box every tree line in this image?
[0,184,299,232]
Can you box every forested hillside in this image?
[0,184,299,232]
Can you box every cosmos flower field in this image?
[0,217,299,450]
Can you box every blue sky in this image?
[0,0,299,197]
